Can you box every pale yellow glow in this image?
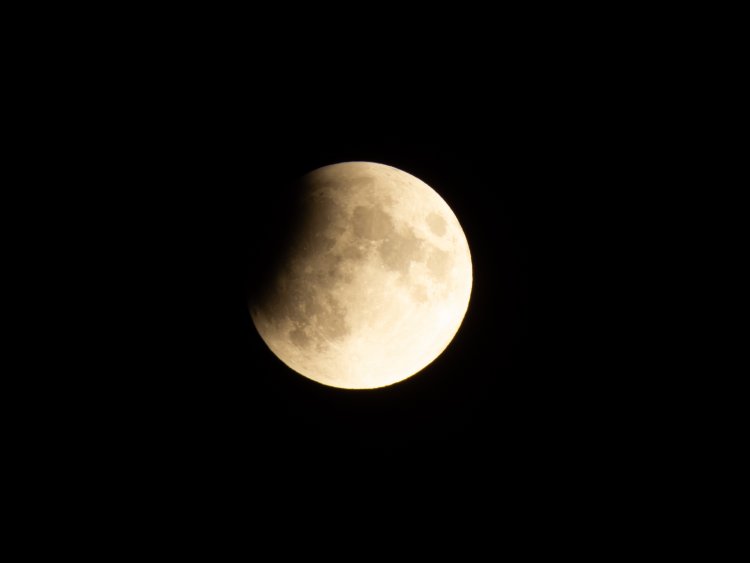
[250,162,473,389]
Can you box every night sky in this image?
[65,75,665,533]
[112,100,595,492]
[40,18,671,540]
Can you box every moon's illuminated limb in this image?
[250,162,472,389]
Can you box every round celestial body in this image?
[249,161,472,390]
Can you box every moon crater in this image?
[378,228,425,276]
[427,212,447,236]
[352,205,394,241]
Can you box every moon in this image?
[249,161,472,389]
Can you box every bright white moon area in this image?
[250,161,472,389]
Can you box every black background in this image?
[82,65,631,497]
[24,13,694,545]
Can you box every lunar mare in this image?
[250,161,472,389]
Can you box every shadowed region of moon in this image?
[249,161,472,390]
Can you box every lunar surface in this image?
[249,161,472,389]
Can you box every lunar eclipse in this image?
[249,162,472,389]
